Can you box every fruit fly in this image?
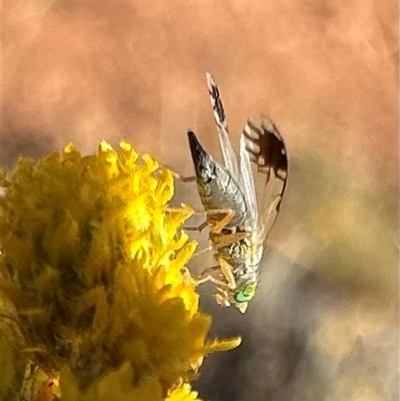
[187,73,288,313]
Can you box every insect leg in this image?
[216,288,231,306]
[190,245,213,258]
[201,275,230,288]
[211,231,249,249]
[205,208,235,233]
[162,164,196,182]
[216,256,237,289]
[165,207,206,220]
[182,265,219,282]
[183,207,235,233]
[181,267,198,285]
[183,221,209,233]
[196,265,230,287]
[196,265,221,282]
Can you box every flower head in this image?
[0,141,240,401]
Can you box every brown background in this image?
[3,1,398,400]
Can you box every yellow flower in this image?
[0,141,240,401]
[166,383,204,401]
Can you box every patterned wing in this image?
[241,116,288,236]
[206,72,240,179]
[239,133,259,229]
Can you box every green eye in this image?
[234,282,257,303]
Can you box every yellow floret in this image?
[166,383,203,401]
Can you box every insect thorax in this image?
[214,232,263,280]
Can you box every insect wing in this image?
[239,134,259,229]
[206,72,240,179]
[241,116,288,237]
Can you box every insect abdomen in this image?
[188,131,249,228]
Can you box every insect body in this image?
[187,73,288,313]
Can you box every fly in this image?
[186,72,288,313]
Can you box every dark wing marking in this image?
[242,116,288,236]
[206,72,239,179]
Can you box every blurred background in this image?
[2,1,398,400]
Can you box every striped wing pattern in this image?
[206,73,240,179]
[242,117,288,236]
